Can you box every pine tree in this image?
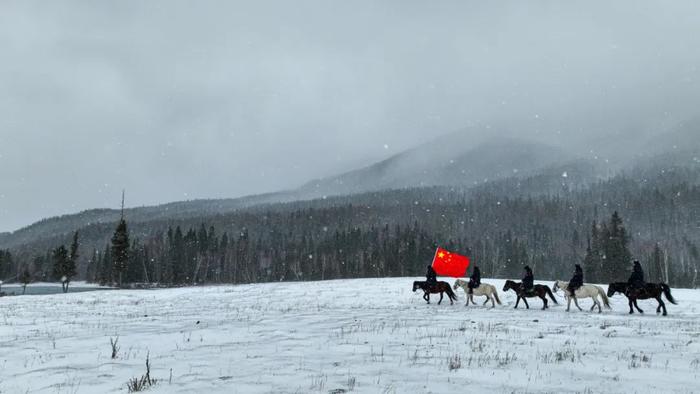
[111,219,130,288]
[52,245,70,292]
[99,244,113,286]
[599,212,632,283]
[63,231,79,293]
[171,226,185,284]
[0,250,15,281]
[583,221,602,283]
[19,265,32,295]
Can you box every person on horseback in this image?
[567,264,584,299]
[467,266,481,295]
[521,265,534,295]
[426,264,437,289]
[628,260,645,290]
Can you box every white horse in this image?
[453,279,502,308]
[552,280,611,313]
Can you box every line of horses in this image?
[412,278,678,316]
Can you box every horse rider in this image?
[468,266,481,295]
[627,260,645,293]
[426,264,438,289]
[567,264,584,299]
[522,265,534,295]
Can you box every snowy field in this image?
[1,278,699,394]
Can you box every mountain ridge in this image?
[1,127,697,252]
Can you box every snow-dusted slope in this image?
[1,278,699,393]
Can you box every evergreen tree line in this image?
[71,210,685,288]
[4,166,700,289]
[82,223,442,286]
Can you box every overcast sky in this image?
[1,1,699,232]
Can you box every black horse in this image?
[503,280,558,310]
[607,282,677,316]
[413,281,458,305]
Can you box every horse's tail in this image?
[446,285,458,301]
[661,283,678,305]
[596,286,612,309]
[545,285,558,304]
[492,287,502,305]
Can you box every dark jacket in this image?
[468,267,481,289]
[426,265,437,285]
[522,267,534,290]
[628,261,645,289]
[568,265,584,293]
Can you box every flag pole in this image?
[431,247,439,269]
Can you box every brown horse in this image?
[413,281,458,305]
[502,280,558,310]
[607,282,677,316]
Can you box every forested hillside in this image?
[2,159,699,288]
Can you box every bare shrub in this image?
[127,352,157,393]
[309,374,327,391]
[110,336,120,359]
[347,376,356,391]
[448,354,462,371]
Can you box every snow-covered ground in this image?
[1,278,699,394]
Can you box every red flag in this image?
[431,247,470,278]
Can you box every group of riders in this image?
[425,260,648,301]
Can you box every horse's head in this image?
[453,279,462,290]
[503,280,513,292]
[607,283,623,297]
[412,281,420,292]
[552,281,560,293]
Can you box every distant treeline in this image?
[2,164,699,288]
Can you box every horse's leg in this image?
[656,296,667,316]
[465,292,469,306]
[523,297,530,309]
[634,299,644,314]
[424,292,430,304]
[514,296,520,309]
[628,298,635,314]
[438,292,444,305]
[573,295,583,311]
[566,296,571,312]
[483,296,489,306]
[540,295,547,310]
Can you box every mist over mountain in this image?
[301,134,570,196]
[1,125,697,253]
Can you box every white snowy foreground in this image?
[1,278,699,394]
